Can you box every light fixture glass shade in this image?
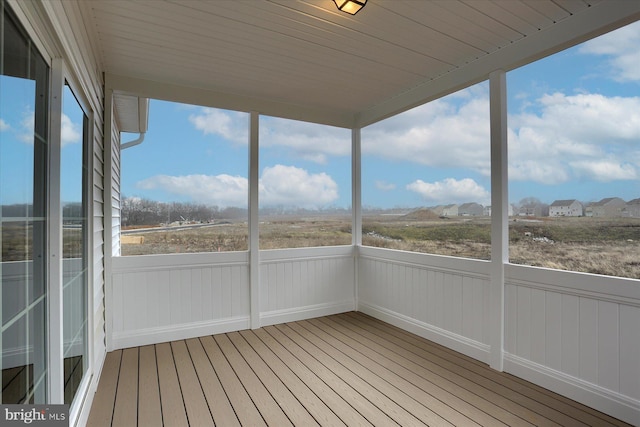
[333,0,367,15]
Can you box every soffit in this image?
[113,93,149,134]
[86,0,640,128]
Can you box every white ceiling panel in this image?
[85,0,639,127]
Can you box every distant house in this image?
[458,202,483,216]
[519,203,542,217]
[622,198,640,218]
[590,197,626,218]
[549,199,583,217]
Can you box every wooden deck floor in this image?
[87,312,630,426]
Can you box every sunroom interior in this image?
[2,0,640,426]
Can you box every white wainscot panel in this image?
[505,264,640,425]
[111,252,250,349]
[259,246,355,326]
[357,247,491,363]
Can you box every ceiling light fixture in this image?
[333,0,367,15]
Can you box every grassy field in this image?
[97,214,640,280]
[1,224,83,261]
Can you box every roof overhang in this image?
[113,93,149,134]
[92,1,640,129]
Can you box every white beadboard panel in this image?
[259,246,355,324]
[597,300,619,392]
[111,252,250,349]
[579,297,599,384]
[620,305,640,400]
[544,291,562,371]
[561,293,580,377]
[505,264,640,425]
[358,246,491,362]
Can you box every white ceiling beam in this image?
[105,74,357,129]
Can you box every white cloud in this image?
[14,111,80,146]
[61,114,81,147]
[189,108,248,144]
[361,80,640,187]
[260,117,350,164]
[569,160,637,182]
[579,21,640,82]
[407,178,490,205]
[375,180,396,191]
[17,112,34,143]
[0,118,9,131]
[509,92,640,184]
[135,165,339,209]
[260,165,338,208]
[362,85,491,176]
[188,109,350,164]
[137,174,248,208]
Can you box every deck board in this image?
[323,315,545,426]
[199,335,266,426]
[340,312,629,427]
[238,329,346,426]
[156,342,188,427]
[87,350,121,426]
[301,318,487,426]
[285,321,441,427]
[227,331,319,426]
[214,333,293,427]
[86,312,633,427]
[267,324,396,426]
[250,328,371,426]
[171,340,215,427]
[138,345,162,426]
[185,338,239,426]
[112,348,138,427]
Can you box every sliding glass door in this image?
[1,1,90,408]
[1,2,50,403]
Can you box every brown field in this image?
[119,214,640,279]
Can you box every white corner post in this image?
[103,75,115,351]
[489,70,508,371]
[352,127,362,310]
[249,111,260,329]
[352,128,362,247]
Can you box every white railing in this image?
[110,246,355,349]
[357,247,640,425]
[106,245,639,424]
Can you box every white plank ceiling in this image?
[85,0,640,127]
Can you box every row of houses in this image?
[431,203,515,217]
[549,197,640,218]
[429,198,640,218]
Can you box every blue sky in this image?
[2,21,639,210]
[1,80,84,205]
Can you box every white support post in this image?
[249,112,260,329]
[352,128,362,247]
[352,128,362,310]
[48,57,64,403]
[489,70,508,371]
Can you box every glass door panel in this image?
[1,3,49,403]
[61,84,88,405]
